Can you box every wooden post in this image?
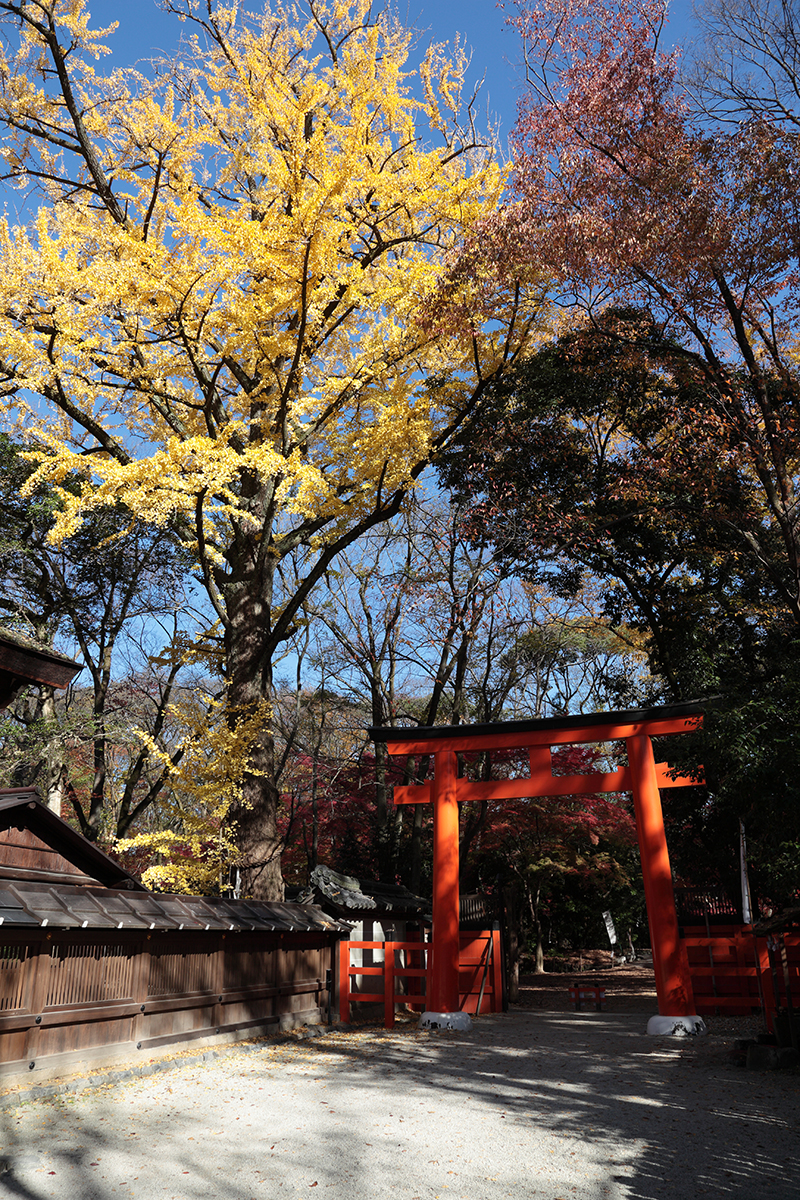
[131,936,150,1048]
[23,933,52,1068]
[430,749,460,1013]
[491,928,504,1013]
[212,937,226,1034]
[626,734,694,1016]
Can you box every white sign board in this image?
[602,910,617,946]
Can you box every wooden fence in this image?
[0,927,336,1082]
[339,928,504,1028]
[682,926,800,1027]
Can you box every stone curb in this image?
[0,1022,353,1109]
[745,1042,800,1071]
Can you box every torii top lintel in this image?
[369,700,708,1021]
[369,699,706,756]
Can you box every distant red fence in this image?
[681,926,800,1027]
[339,928,503,1028]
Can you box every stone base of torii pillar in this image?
[647,1014,707,1036]
[419,1011,473,1032]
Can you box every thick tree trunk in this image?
[11,685,68,816]
[87,723,107,838]
[224,541,284,901]
[502,883,521,1004]
[86,648,112,840]
[310,757,319,874]
[41,687,67,817]
[373,736,391,879]
[228,701,284,900]
[528,881,545,974]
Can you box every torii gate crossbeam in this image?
[370,701,707,1034]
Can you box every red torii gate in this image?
[370,701,707,1033]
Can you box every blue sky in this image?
[85,1,698,154]
[86,1,524,142]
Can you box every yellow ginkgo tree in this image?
[0,0,548,897]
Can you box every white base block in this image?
[647,1014,707,1037]
[419,1011,472,1032]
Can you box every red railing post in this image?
[338,937,351,1025]
[491,928,503,1013]
[384,943,395,1029]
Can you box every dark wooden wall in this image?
[0,928,336,1079]
[0,828,97,886]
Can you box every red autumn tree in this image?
[490,0,800,624]
[459,743,641,974]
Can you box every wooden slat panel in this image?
[37,1015,135,1056]
[0,929,340,1075]
[147,948,217,997]
[45,943,134,1007]
[0,942,28,1012]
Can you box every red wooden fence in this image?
[338,928,503,1028]
[682,926,799,1028]
[458,930,504,1014]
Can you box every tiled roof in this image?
[309,864,429,917]
[0,880,350,933]
[311,865,377,911]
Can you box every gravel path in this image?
[1,1011,798,1200]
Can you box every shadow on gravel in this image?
[0,1065,378,1200]
[306,1012,800,1200]
[0,1099,114,1200]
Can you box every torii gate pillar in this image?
[431,749,460,1013]
[627,734,693,1018]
